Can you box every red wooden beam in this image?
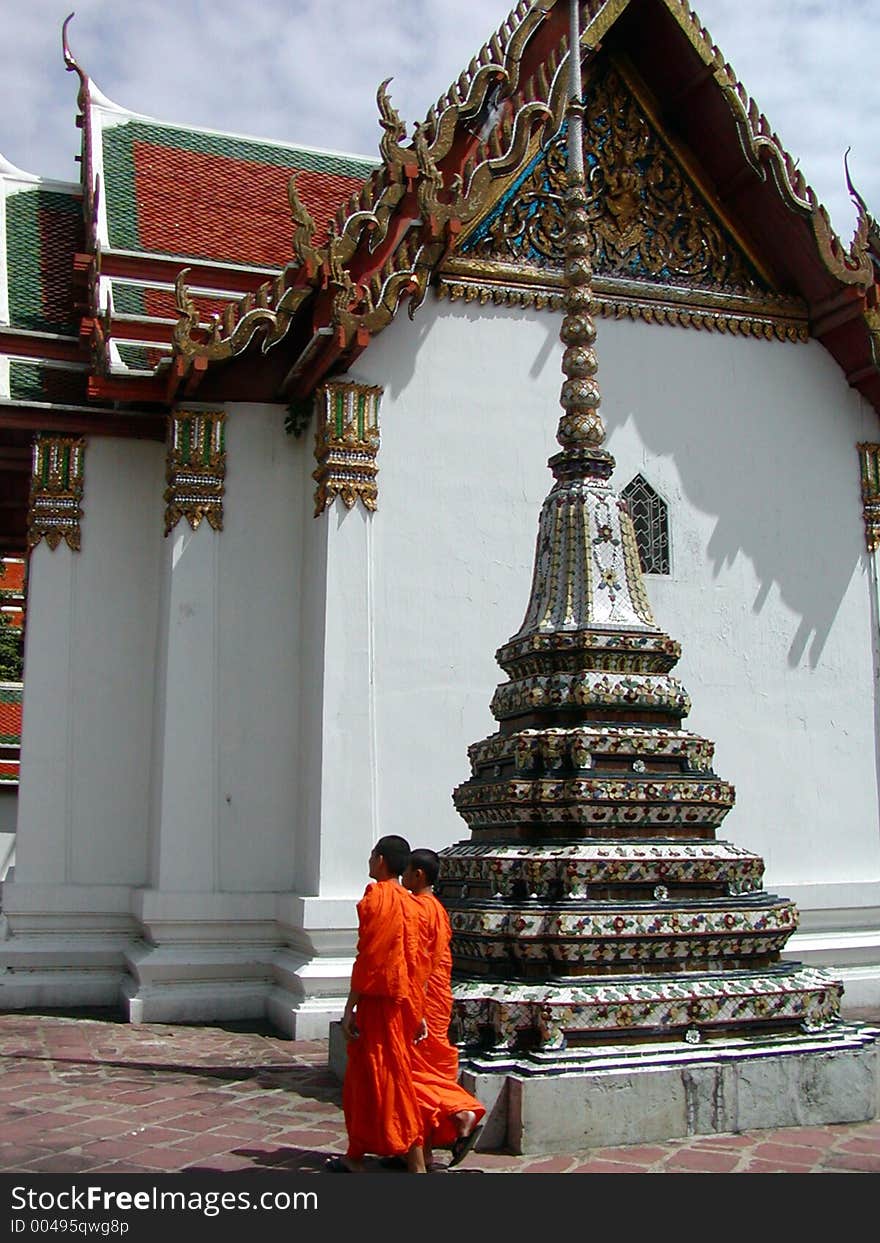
[0,331,82,365]
[87,373,169,405]
[99,251,280,296]
[0,402,165,440]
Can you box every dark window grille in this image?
[621,474,670,574]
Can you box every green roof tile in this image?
[101,118,375,262]
[5,188,82,334]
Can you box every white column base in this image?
[121,890,281,1023]
[267,894,358,1038]
[0,882,137,1009]
[781,884,880,1011]
[0,886,363,1032]
[120,978,274,1025]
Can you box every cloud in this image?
[2,0,876,241]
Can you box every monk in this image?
[403,848,485,1169]
[325,835,427,1174]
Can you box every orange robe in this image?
[343,880,423,1160]
[410,890,486,1148]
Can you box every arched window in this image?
[621,474,670,575]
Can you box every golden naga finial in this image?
[172,268,201,353]
[413,123,443,196]
[377,78,410,168]
[843,148,876,268]
[287,173,323,273]
[62,13,89,111]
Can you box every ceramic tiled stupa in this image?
[437,3,877,1150]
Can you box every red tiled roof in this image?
[132,143,367,269]
[1,562,25,593]
[0,698,22,745]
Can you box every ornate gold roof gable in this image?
[442,53,810,343]
[170,0,875,398]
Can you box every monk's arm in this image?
[341,987,361,1041]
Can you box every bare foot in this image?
[406,1142,428,1174]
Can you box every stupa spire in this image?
[505,0,654,642]
[439,1,842,1072]
[556,0,605,454]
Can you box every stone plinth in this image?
[460,1022,880,1154]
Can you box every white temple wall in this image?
[3,295,878,1022]
[149,519,220,892]
[15,438,163,887]
[145,403,304,895]
[357,295,879,1001]
[365,301,557,851]
[216,405,303,893]
[122,404,310,1023]
[294,466,328,898]
[0,438,163,1008]
[602,327,878,890]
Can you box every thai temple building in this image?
[1,0,879,1094]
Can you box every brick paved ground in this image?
[0,1010,878,1175]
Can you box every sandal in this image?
[324,1155,353,1173]
[449,1124,483,1168]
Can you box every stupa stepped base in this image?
[459,1020,880,1154]
[437,838,764,899]
[451,964,841,1048]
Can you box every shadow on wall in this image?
[370,297,869,672]
[602,325,868,669]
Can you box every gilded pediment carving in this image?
[446,57,808,342]
[461,58,764,294]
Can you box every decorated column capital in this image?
[313,381,382,517]
[164,409,227,536]
[27,435,85,552]
[858,443,880,552]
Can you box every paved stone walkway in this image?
[0,1011,878,1175]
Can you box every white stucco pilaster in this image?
[268,421,378,1037]
[0,438,163,1008]
[150,519,220,891]
[317,502,377,896]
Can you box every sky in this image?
[0,0,876,243]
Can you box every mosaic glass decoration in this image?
[857,443,880,552]
[27,436,85,552]
[313,382,382,516]
[164,410,226,535]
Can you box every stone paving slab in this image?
[0,1011,878,1175]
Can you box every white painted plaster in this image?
[317,502,377,897]
[152,519,219,891]
[215,404,302,892]
[14,438,164,888]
